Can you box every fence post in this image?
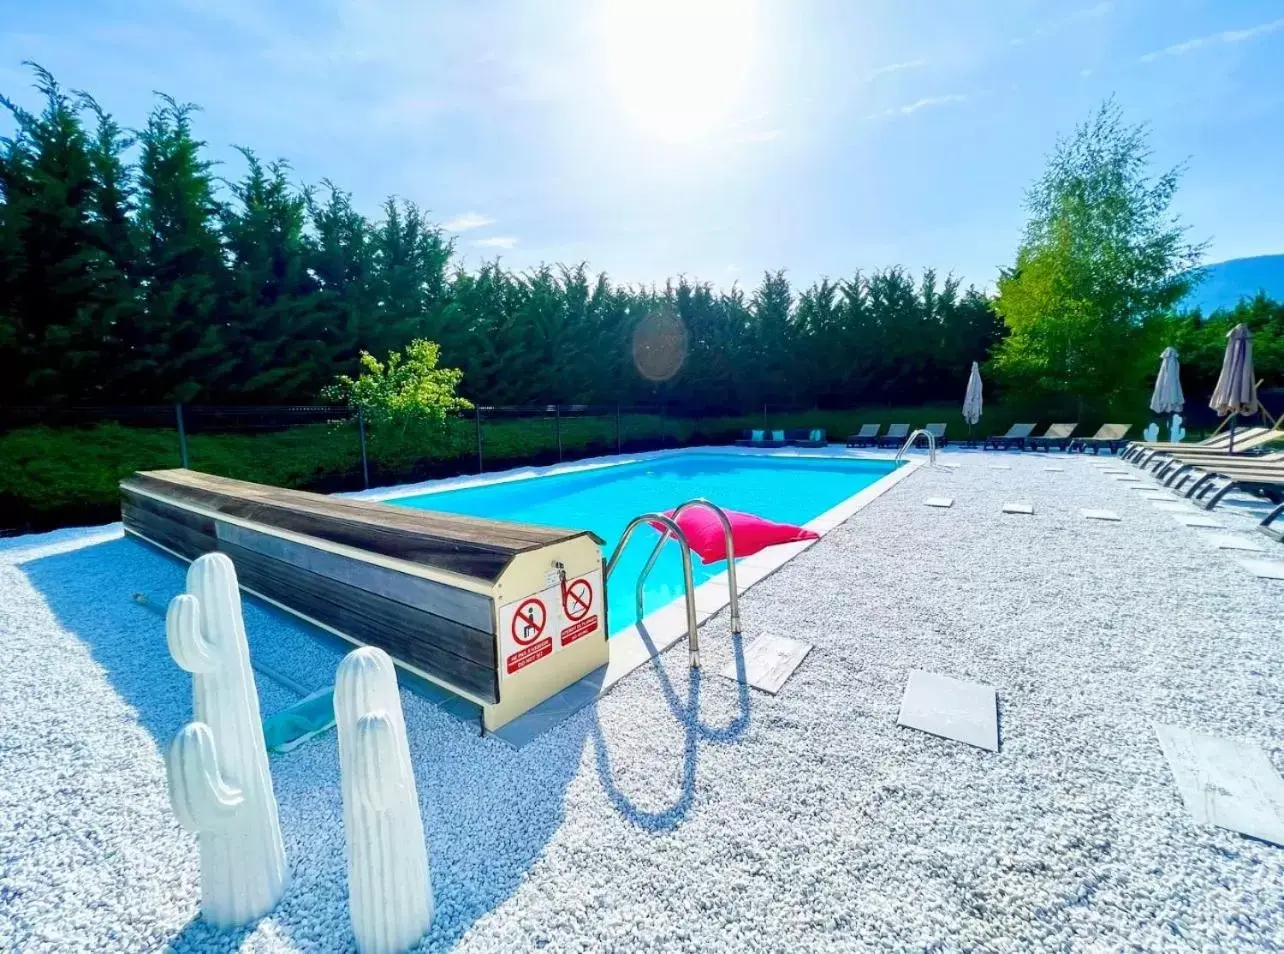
[616,404,622,454]
[659,403,666,447]
[763,403,768,429]
[475,406,484,474]
[175,403,189,469]
[357,408,370,489]
[555,404,563,462]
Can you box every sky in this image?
[2,0,1283,291]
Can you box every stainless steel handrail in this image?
[896,428,937,465]
[605,512,702,668]
[635,499,742,636]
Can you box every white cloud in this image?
[472,236,518,249]
[898,94,968,115]
[1010,2,1112,47]
[867,58,926,79]
[866,94,969,120]
[1140,17,1284,62]
[443,212,495,232]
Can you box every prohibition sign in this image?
[511,597,547,646]
[562,577,593,622]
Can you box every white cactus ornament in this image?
[336,647,433,954]
[165,552,288,927]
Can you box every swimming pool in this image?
[390,453,900,635]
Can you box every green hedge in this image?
[0,403,1155,535]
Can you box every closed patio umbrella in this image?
[1149,347,1184,415]
[962,361,983,441]
[1208,323,1257,452]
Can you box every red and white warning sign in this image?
[500,593,552,676]
[497,568,605,678]
[559,569,601,647]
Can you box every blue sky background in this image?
[2,0,1282,290]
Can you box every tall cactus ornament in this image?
[336,647,433,954]
[165,553,288,927]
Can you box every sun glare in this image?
[596,0,759,143]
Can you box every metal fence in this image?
[6,395,1279,536]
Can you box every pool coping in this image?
[597,449,921,693]
[351,445,922,739]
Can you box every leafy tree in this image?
[0,64,123,401]
[322,338,472,434]
[1168,294,1284,399]
[0,63,1021,413]
[368,197,452,357]
[133,95,226,402]
[991,100,1206,412]
[220,149,329,398]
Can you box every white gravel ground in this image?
[2,450,1282,953]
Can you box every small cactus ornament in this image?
[1169,413,1186,443]
[336,647,433,953]
[165,553,287,927]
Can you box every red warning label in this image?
[506,638,553,674]
[503,595,551,675]
[560,615,599,647]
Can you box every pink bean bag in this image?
[651,507,819,564]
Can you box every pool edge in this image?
[598,451,922,692]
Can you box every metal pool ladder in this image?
[604,500,742,670]
[896,428,938,466]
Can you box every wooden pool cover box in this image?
[120,469,609,732]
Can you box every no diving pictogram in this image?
[562,577,593,621]
[511,597,547,646]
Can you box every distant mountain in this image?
[1182,254,1284,314]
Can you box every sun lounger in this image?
[1144,429,1282,475]
[1189,469,1284,512]
[787,428,828,448]
[1152,432,1284,479]
[919,423,949,448]
[1024,423,1078,452]
[1068,424,1131,455]
[1167,452,1284,492]
[1125,426,1271,466]
[877,423,911,448]
[984,423,1036,450]
[1122,430,1235,463]
[1164,451,1284,493]
[845,424,881,448]
[735,428,787,448]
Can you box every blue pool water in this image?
[391,453,899,635]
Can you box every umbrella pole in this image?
[1229,417,1237,454]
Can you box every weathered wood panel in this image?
[121,493,217,560]
[217,522,493,632]
[217,540,498,701]
[121,475,503,702]
[123,469,600,582]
